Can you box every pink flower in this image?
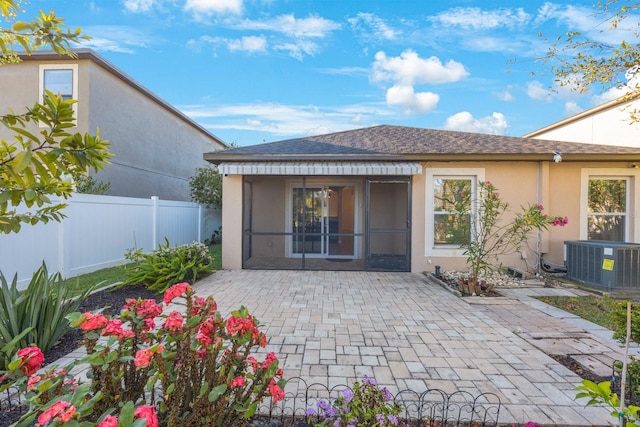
[102,319,135,339]
[261,352,278,370]
[537,204,544,210]
[78,312,108,331]
[268,379,284,403]
[230,376,246,388]
[134,405,158,427]
[26,374,41,392]
[37,401,76,425]
[163,282,191,305]
[98,415,119,427]
[124,299,162,318]
[162,311,184,332]
[134,348,154,368]
[16,347,44,376]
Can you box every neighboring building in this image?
[524,95,640,148]
[0,48,227,201]
[204,125,640,273]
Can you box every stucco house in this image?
[525,95,640,148]
[0,48,227,202]
[204,125,640,273]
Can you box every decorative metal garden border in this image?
[255,377,501,426]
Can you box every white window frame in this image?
[580,168,640,242]
[285,179,361,259]
[39,64,78,102]
[425,168,485,257]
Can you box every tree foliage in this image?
[0,0,88,64]
[540,0,640,120]
[189,166,222,209]
[0,0,112,233]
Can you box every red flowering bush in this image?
[0,283,285,427]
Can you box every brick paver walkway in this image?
[190,270,615,426]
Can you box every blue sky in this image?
[20,0,636,146]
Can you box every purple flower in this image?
[387,414,398,425]
[363,375,376,386]
[382,387,393,402]
[342,388,354,403]
[317,400,330,411]
[333,418,341,427]
[376,413,385,422]
[305,407,316,417]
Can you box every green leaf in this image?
[208,384,227,402]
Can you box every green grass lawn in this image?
[62,243,222,297]
[536,294,621,331]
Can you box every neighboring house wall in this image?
[0,50,226,202]
[525,97,640,148]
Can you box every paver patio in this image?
[192,270,617,426]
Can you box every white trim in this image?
[219,162,422,176]
[39,64,78,127]
[580,168,640,241]
[425,168,485,257]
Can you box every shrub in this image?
[0,262,94,367]
[123,239,213,293]
[452,180,567,284]
[1,282,285,427]
[310,376,406,427]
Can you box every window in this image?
[39,64,78,102]
[588,178,628,241]
[425,168,484,257]
[433,178,472,246]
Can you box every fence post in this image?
[198,204,203,243]
[151,196,159,250]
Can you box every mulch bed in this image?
[42,284,163,366]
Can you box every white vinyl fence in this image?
[0,194,221,288]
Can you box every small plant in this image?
[576,379,640,427]
[1,282,285,426]
[123,239,213,293]
[309,376,406,426]
[453,180,567,286]
[0,262,94,365]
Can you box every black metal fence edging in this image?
[255,376,501,426]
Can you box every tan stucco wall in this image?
[0,57,224,202]
[222,175,243,269]
[220,161,639,272]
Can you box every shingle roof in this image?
[204,125,639,163]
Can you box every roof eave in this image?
[204,152,640,164]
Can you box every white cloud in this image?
[564,101,583,116]
[122,0,155,13]
[273,40,319,60]
[443,112,509,135]
[431,7,530,30]
[78,25,158,53]
[372,50,468,86]
[184,0,243,17]
[534,2,640,45]
[386,85,439,114]
[227,35,267,53]
[347,12,399,41]
[180,102,394,137]
[234,14,341,38]
[495,89,515,102]
[526,80,553,102]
